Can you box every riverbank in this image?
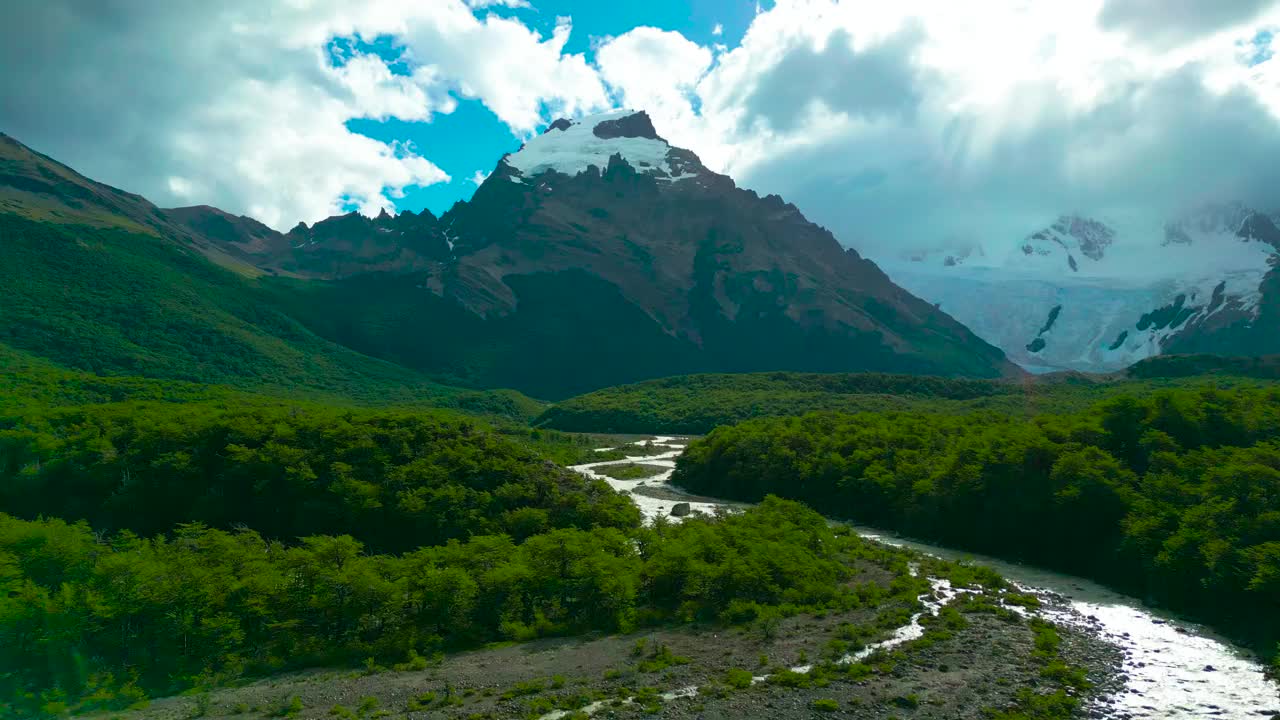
[580,435,1280,718]
[851,526,1280,719]
[92,568,1120,720]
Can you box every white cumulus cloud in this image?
[0,0,606,229]
[599,0,1280,261]
[4,0,1280,255]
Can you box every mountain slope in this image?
[2,113,1017,400]
[0,134,531,414]
[243,111,1017,397]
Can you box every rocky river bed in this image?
[574,436,1280,720]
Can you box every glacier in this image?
[877,206,1278,373]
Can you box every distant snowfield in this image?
[875,208,1277,373]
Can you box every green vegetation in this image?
[538,371,1028,434]
[0,496,916,717]
[1126,353,1280,380]
[260,269,705,400]
[0,214,535,417]
[812,698,840,712]
[592,463,668,480]
[0,403,640,553]
[724,669,754,689]
[635,644,691,673]
[674,384,1280,663]
[540,368,1280,435]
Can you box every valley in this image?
[7,2,1280,718]
[76,436,1278,720]
[2,106,1279,720]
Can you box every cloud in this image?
[594,27,719,167]
[1099,0,1280,49]
[0,0,605,229]
[713,23,724,36]
[741,25,929,132]
[618,0,1280,261]
[391,9,609,133]
[468,0,532,8]
[469,170,490,185]
[596,27,712,116]
[4,0,1280,259]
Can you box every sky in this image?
[2,0,1279,260]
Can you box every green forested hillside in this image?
[1126,353,1280,379]
[539,371,1098,434]
[673,385,1280,665]
[0,214,533,416]
[538,369,1280,434]
[258,270,704,400]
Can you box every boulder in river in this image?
[670,502,691,517]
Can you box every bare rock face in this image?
[592,111,662,141]
[545,118,573,134]
[1239,212,1280,250]
[670,502,692,517]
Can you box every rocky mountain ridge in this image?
[1,112,1019,397]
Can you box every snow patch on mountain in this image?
[502,110,693,183]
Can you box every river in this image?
[570,436,1280,720]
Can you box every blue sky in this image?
[1252,28,1276,64]
[342,0,765,217]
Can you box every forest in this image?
[536,368,1277,435]
[673,384,1280,667]
[0,215,535,418]
[537,371,1022,434]
[0,402,641,553]
[0,366,942,717]
[0,497,928,717]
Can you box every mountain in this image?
[1,113,1017,400]
[166,204,450,278]
[236,110,1017,397]
[0,131,531,415]
[882,204,1280,373]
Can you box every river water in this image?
[570,436,1280,719]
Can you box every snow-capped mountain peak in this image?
[502,109,701,183]
[1013,215,1115,273]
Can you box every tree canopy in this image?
[674,385,1280,664]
